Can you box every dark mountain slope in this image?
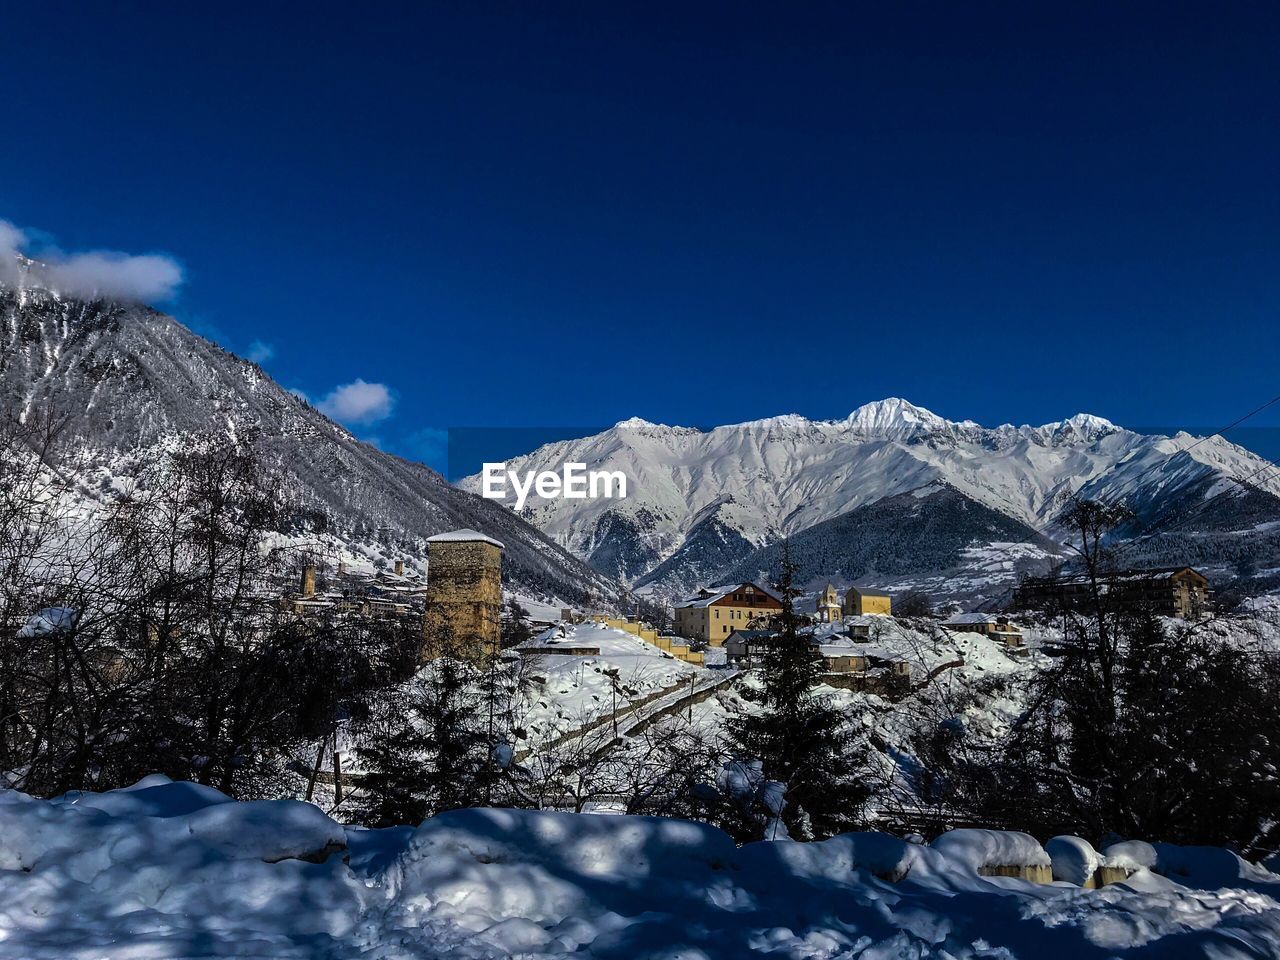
[723,484,1056,592]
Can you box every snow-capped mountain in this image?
[0,276,625,607]
[461,398,1280,600]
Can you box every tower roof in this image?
[426,528,505,549]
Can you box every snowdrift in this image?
[2,779,1280,958]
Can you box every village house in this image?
[675,583,783,645]
[836,614,883,641]
[815,642,910,678]
[723,628,774,666]
[818,645,869,674]
[723,622,913,697]
[818,643,912,697]
[843,586,892,616]
[942,612,1026,647]
[1016,566,1211,619]
[282,557,428,619]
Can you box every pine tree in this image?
[935,500,1280,855]
[501,597,534,648]
[353,681,435,827]
[356,613,527,825]
[727,544,872,840]
[416,649,491,812]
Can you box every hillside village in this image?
[4,419,1278,960]
[8,4,1280,954]
[276,523,1214,688]
[263,522,1230,804]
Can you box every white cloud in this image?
[0,218,183,302]
[246,340,275,364]
[316,379,395,426]
[0,222,25,267]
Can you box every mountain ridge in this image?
[461,398,1280,600]
[0,279,626,608]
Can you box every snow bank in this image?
[10,779,347,869]
[3,783,1280,957]
[738,831,923,883]
[1103,840,1276,890]
[1046,835,1117,886]
[0,783,365,958]
[53,773,232,818]
[932,828,1052,871]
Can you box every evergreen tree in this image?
[727,544,873,840]
[501,597,534,648]
[352,681,435,827]
[926,499,1280,855]
[356,612,531,825]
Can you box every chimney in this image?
[301,564,316,597]
[394,559,405,577]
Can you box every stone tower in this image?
[816,582,841,622]
[424,529,504,658]
[300,564,317,597]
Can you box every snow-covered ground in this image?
[4,776,1280,958]
[515,622,705,747]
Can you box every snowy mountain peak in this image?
[1043,412,1118,441]
[466,396,1280,599]
[733,413,812,433]
[844,398,953,439]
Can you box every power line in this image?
[1174,394,1280,459]
[1125,443,1280,547]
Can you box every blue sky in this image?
[2,3,1278,473]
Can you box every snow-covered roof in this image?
[674,582,782,609]
[1038,566,1205,586]
[847,585,891,598]
[17,607,78,638]
[942,613,1002,626]
[817,644,866,658]
[726,629,774,641]
[426,528,504,548]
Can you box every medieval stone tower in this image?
[424,528,504,657]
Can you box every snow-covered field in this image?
[4,776,1280,959]
[514,622,705,746]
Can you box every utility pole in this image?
[607,668,620,738]
[331,729,343,805]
